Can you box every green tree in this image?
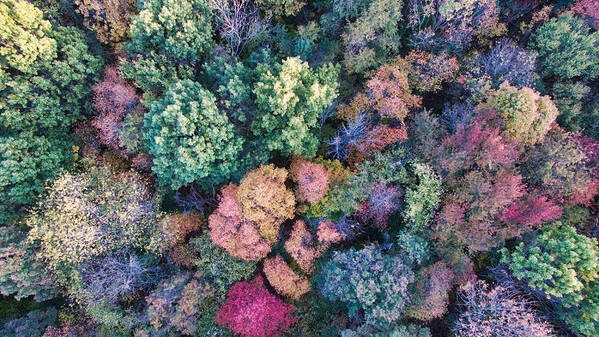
[0,135,73,225]
[252,57,339,157]
[0,13,102,224]
[0,0,56,75]
[521,131,597,205]
[254,0,304,18]
[145,80,244,191]
[553,81,591,131]
[121,0,212,94]
[529,13,599,80]
[318,245,414,325]
[190,233,257,296]
[403,162,442,231]
[479,82,559,147]
[501,222,599,336]
[341,0,404,74]
[2,26,103,133]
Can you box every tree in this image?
[428,109,559,252]
[465,38,539,93]
[529,13,599,80]
[0,308,57,337]
[0,135,73,225]
[394,230,430,266]
[237,164,295,242]
[92,64,143,160]
[142,272,226,336]
[521,131,598,205]
[501,222,599,336]
[145,80,244,191]
[572,0,599,29]
[190,233,257,294]
[209,0,268,55]
[403,162,442,231]
[254,0,304,18]
[80,250,162,305]
[26,164,164,270]
[454,280,555,337]
[0,0,56,75]
[73,0,135,46]
[342,323,431,337]
[316,219,345,245]
[252,57,339,157]
[318,245,414,325]
[406,51,459,93]
[289,157,330,204]
[479,82,559,147]
[355,183,401,227]
[365,63,422,121]
[1,26,103,133]
[552,81,591,132]
[208,183,272,261]
[406,261,454,321]
[0,226,57,302]
[0,20,103,224]
[215,278,297,337]
[501,222,599,304]
[284,220,321,274]
[263,255,310,299]
[339,0,404,74]
[121,0,212,93]
[406,0,505,54]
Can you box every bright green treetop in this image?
[501,222,599,304]
[529,13,599,80]
[252,57,339,157]
[145,80,244,191]
[0,0,56,75]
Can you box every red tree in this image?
[365,64,422,122]
[316,220,345,245]
[433,109,556,251]
[215,278,297,337]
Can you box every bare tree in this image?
[209,0,269,55]
[82,250,162,304]
[326,112,379,160]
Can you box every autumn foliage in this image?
[238,164,295,242]
[284,220,321,274]
[215,278,297,337]
[263,255,310,300]
[74,0,134,46]
[454,280,555,337]
[406,261,455,321]
[365,64,422,122]
[289,158,330,204]
[208,184,271,261]
[572,0,599,29]
[316,220,345,245]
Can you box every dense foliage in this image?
[3,1,599,336]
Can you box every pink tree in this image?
[215,278,297,337]
[208,184,271,261]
